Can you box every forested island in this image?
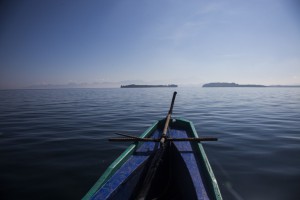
[202,82,266,87]
[121,84,178,88]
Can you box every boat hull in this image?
[83,118,222,200]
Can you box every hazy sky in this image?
[1,0,300,88]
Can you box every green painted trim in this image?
[83,118,222,200]
[186,119,223,200]
[82,121,159,200]
[197,144,223,200]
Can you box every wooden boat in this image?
[83,92,222,200]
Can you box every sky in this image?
[0,0,300,88]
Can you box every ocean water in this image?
[0,87,299,200]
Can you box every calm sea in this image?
[0,87,299,200]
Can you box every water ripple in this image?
[0,88,300,200]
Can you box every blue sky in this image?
[1,0,300,88]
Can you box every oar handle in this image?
[161,92,177,141]
[109,138,159,142]
[168,137,218,141]
[168,91,177,115]
[109,137,218,142]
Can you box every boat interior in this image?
[91,127,214,200]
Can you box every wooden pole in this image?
[109,137,218,142]
[135,91,177,200]
[160,91,177,144]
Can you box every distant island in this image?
[203,82,266,87]
[121,84,178,88]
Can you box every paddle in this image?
[107,92,218,199]
[135,92,178,200]
[159,91,177,144]
[109,91,218,143]
[109,137,218,142]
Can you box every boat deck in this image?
[91,129,210,200]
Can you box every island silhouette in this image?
[202,82,266,87]
[121,84,178,88]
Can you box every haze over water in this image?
[0,87,299,200]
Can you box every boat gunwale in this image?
[83,118,222,200]
[82,121,159,200]
[177,118,223,200]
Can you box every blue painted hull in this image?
[83,119,222,200]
